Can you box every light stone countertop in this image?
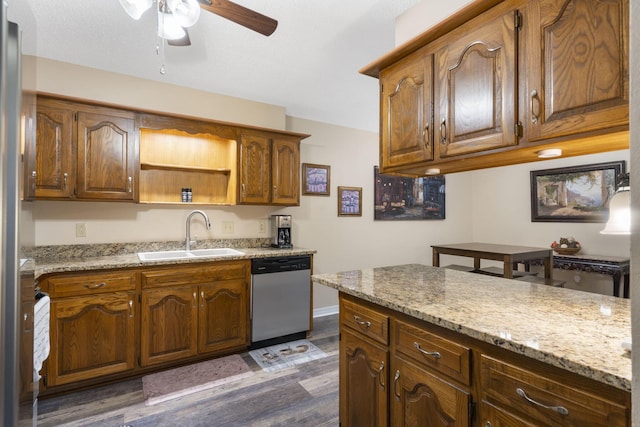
[31,239,315,278]
[312,263,631,391]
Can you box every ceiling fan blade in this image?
[168,28,192,46]
[198,0,278,36]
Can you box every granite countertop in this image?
[312,263,631,391]
[30,239,315,278]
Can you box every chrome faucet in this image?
[185,210,211,251]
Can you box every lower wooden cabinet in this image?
[340,328,389,427]
[40,259,252,393]
[338,293,631,427]
[48,291,136,386]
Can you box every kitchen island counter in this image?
[312,263,631,392]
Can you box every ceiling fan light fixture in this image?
[167,0,201,28]
[119,0,154,20]
[157,9,187,40]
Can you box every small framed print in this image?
[302,163,330,196]
[338,186,362,217]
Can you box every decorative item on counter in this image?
[187,188,193,203]
[182,188,188,203]
[550,237,581,255]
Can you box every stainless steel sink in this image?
[137,248,244,262]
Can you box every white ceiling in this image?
[8,0,420,132]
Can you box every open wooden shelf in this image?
[140,162,231,175]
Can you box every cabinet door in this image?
[391,356,470,427]
[435,8,519,158]
[141,286,198,367]
[35,102,75,198]
[47,292,136,386]
[525,0,628,141]
[76,111,137,200]
[238,133,271,204]
[380,47,434,169]
[271,138,300,205]
[198,278,249,354]
[340,329,389,427]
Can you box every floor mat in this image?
[142,354,254,406]
[248,339,328,372]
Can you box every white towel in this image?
[33,295,50,379]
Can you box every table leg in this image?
[612,271,622,298]
[544,257,552,280]
[503,256,514,279]
[624,273,630,298]
[432,249,440,267]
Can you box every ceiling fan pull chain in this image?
[156,1,167,75]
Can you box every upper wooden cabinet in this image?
[34,97,137,201]
[362,0,629,176]
[380,46,434,169]
[434,6,520,158]
[238,132,301,206]
[523,0,629,141]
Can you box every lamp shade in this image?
[119,0,154,20]
[600,188,631,235]
[167,0,201,28]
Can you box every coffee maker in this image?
[271,215,292,248]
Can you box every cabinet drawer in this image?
[481,355,628,427]
[141,260,248,288]
[393,318,470,386]
[46,272,136,297]
[341,298,389,345]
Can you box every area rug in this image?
[248,339,328,372]
[142,354,254,406]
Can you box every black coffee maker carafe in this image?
[271,215,292,248]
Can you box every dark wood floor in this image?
[37,314,339,427]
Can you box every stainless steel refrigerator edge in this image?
[1,3,28,425]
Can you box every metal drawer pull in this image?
[393,370,401,400]
[440,119,447,144]
[353,315,371,328]
[129,300,133,318]
[516,388,569,416]
[530,90,539,124]
[413,341,441,359]
[377,361,385,389]
[200,291,205,307]
[84,282,106,289]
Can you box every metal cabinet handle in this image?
[31,171,37,190]
[393,370,401,400]
[485,422,492,427]
[63,172,68,189]
[530,90,539,124]
[353,315,371,328]
[193,292,197,307]
[516,388,569,416]
[413,341,441,359]
[84,282,106,289]
[377,361,385,389]
[129,300,133,318]
[439,119,447,144]
[242,183,246,196]
[422,124,430,148]
[127,176,132,193]
[200,291,205,308]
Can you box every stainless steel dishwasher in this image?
[250,256,311,348]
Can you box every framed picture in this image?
[374,166,445,220]
[530,161,625,222]
[338,186,362,217]
[302,163,330,196]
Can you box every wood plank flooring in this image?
[37,314,339,427]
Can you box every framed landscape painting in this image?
[530,161,625,222]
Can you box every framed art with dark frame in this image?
[302,163,330,196]
[530,161,626,222]
[374,166,445,220]
[338,186,362,217]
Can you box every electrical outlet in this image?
[76,223,87,238]
[258,220,268,235]
[222,221,235,235]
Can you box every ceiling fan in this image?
[119,0,278,47]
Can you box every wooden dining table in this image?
[431,242,553,280]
